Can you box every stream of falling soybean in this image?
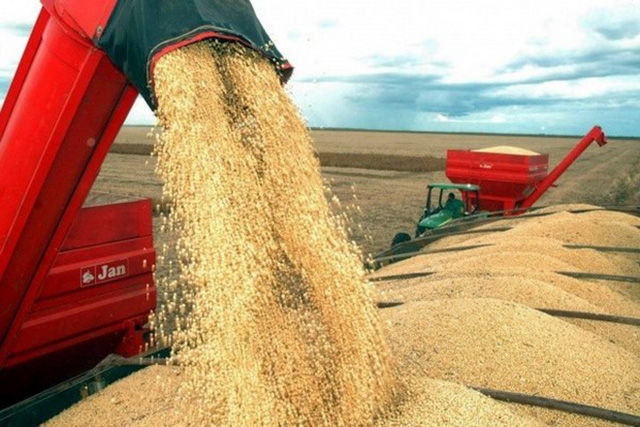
[151,41,396,426]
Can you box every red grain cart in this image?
[446,126,607,214]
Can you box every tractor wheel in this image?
[391,232,411,247]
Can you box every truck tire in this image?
[391,232,411,247]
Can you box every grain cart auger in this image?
[0,0,291,407]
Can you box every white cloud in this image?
[489,114,507,124]
[0,2,39,71]
[493,75,640,102]
[1,0,639,135]
[0,2,40,23]
[124,96,155,125]
[255,0,639,81]
[0,31,30,73]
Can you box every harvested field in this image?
[318,152,444,172]
[90,151,443,255]
[110,127,640,256]
[110,143,446,173]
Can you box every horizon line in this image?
[121,124,640,140]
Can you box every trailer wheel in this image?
[391,232,412,247]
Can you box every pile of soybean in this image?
[373,206,640,426]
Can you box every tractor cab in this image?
[415,183,480,236]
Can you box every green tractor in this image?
[392,183,481,246]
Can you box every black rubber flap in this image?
[97,0,292,109]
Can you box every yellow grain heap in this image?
[472,146,540,156]
[380,236,640,277]
[150,41,395,426]
[372,207,640,426]
[46,363,542,427]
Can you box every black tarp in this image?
[97,0,292,109]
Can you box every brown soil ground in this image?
[107,127,639,257]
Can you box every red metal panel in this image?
[0,10,50,137]
[446,149,549,212]
[42,0,119,41]
[61,199,153,250]
[4,323,131,370]
[0,1,157,405]
[37,241,155,301]
[0,325,127,407]
[0,5,138,369]
[446,127,607,213]
[9,280,155,361]
[0,20,96,261]
[2,200,156,404]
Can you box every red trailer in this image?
[0,3,154,406]
[446,126,608,214]
[0,200,156,406]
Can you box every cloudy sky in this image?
[1,0,639,136]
